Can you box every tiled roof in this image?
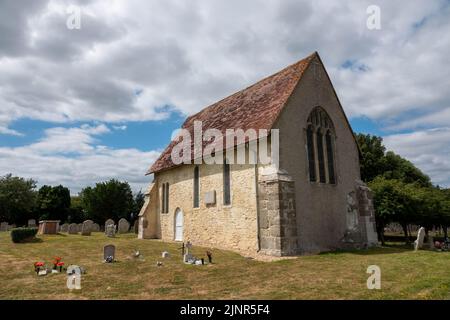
[147,52,317,174]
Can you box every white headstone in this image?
[414,227,426,251]
[105,224,116,237]
[105,219,114,227]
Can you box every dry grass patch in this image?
[0,233,449,299]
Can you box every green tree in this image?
[79,179,134,224]
[36,185,71,222]
[356,133,431,187]
[356,134,386,182]
[0,174,37,225]
[369,178,419,244]
[382,151,431,187]
[67,196,86,223]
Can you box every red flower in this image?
[54,256,62,262]
[57,262,64,266]
[34,262,44,267]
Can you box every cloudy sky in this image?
[0,0,449,194]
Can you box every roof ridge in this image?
[147,51,318,174]
[183,51,317,128]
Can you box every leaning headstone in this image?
[28,219,36,227]
[60,223,69,232]
[91,223,100,232]
[103,244,116,262]
[118,218,130,234]
[68,223,78,234]
[414,227,426,251]
[81,220,93,236]
[105,224,116,238]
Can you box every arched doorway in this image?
[174,208,184,241]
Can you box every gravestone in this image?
[133,220,139,234]
[118,218,130,233]
[414,227,426,251]
[60,223,69,232]
[103,244,116,262]
[91,223,100,232]
[77,223,83,232]
[81,220,93,236]
[0,222,9,231]
[105,224,116,237]
[28,219,36,227]
[105,219,114,228]
[68,223,78,234]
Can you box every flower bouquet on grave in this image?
[57,262,65,272]
[52,257,64,272]
[52,257,61,269]
[34,262,44,275]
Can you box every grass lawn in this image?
[0,232,449,300]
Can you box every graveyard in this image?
[0,230,449,299]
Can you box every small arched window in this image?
[193,166,199,208]
[306,107,336,184]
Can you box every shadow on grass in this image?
[14,237,44,244]
[319,243,414,256]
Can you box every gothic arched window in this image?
[306,107,336,184]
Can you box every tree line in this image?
[0,177,145,226]
[357,134,450,244]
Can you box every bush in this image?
[10,227,38,243]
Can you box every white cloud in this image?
[0,124,158,194]
[1,0,447,133]
[0,0,449,188]
[383,128,450,187]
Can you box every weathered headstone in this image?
[68,223,78,234]
[103,244,116,262]
[105,219,114,228]
[0,222,9,232]
[91,223,100,232]
[60,223,69,232]
[77,223,83,232]
[118,218,130,233]
[133,220,139,234]
[414,227,426,251]
[28,219,36,227]
[105,224,116,237]
[81,220,93,236]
